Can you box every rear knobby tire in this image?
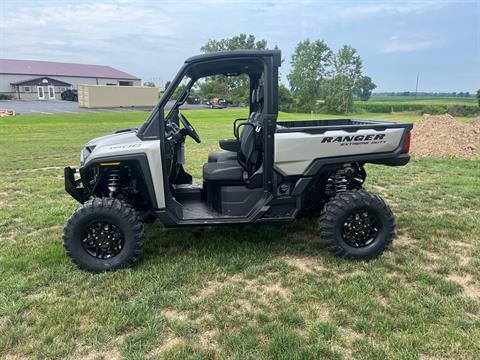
[319,190,395,260]
[63,197,145,272]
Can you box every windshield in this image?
[137,72,191,136]
[137,56,265,138]
[165,75,193,119]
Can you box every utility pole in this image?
[415,72,420,97]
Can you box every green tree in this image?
[324,76,348,114]
[200,33,267,52]
[355,76,376,101]
[477,89,480,107]
[199,34,268,104]
[287,39,332,112]
[197,80,228,100]
[325,45,363,114]
[278,83,294,112]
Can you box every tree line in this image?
[180,34,376,114]
[159,34,480,113]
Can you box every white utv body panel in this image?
[274,128,404,176]
[83,132,166,208]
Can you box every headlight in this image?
[80,145,95,165]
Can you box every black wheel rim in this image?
[81,220,124,259]
[341,209,380,248]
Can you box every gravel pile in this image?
[411,114,480,159]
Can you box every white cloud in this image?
[383,34,440,53]
[0,0,463,87]
[0,1,178,61]
[0,1,448,59]
[1,2,176,36]
[336,1,445,19]
[253,0,446,24]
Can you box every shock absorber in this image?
[107,169,121,197]
[333,169,348,193]
[326,165,365,198]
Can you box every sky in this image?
[1,0,479,92]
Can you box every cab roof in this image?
[184,50,282,79]
[185,49,281,64]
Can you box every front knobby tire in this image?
[319,190,395,260]
[63,197,145,272]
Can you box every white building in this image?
[0,59,141,100]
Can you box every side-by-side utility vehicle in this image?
[64,50,413,272]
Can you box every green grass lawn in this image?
[1,109,479,359]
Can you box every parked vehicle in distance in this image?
[186,96,201,104]
[63,50,413,272]
[61,89,78,102]
[208,97,228,109]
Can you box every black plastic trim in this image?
[64,167,89,203]
[292,177,314,196]
[155,192,273,227]
[370,154,411,166]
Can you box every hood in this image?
[86,128,139,147]
[81,128,143,165]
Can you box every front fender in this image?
[78,154,159,209]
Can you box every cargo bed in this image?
[276,118,411,133]
[274,118,413,176]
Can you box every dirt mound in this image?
[468,117,480,126]
[411,114,480,159]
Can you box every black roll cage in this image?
[137,50,281,200]
[138,50,280,138]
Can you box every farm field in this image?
[1,109,479,359]
[313,96,480,117]
[366,96,477,105]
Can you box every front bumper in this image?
[64,167,89,203]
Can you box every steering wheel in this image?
[178,113,201,143]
